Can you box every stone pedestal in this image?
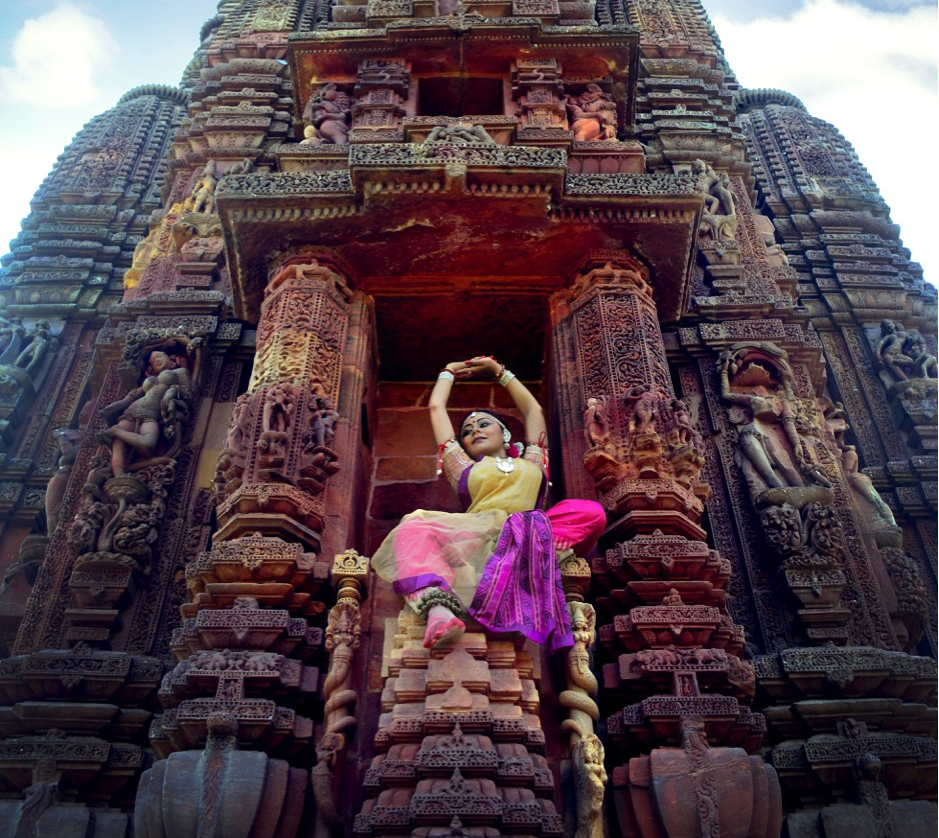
[355,619,562,837]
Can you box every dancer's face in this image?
[460,414,505,458]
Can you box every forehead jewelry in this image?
[466,412,515,473]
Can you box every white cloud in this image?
[0,2,116,108]
[712,0,938,283]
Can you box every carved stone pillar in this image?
[550,257,780,838]
[562,256,709,532]
[216,259,352,550]
[136,259,361,835]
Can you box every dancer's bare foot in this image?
[423,604,465,649]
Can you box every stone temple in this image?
[0,1,935,837]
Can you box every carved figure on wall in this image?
[45,428,81,533]
[423,122,496,145]
[311,396,340,449]
[565,84,617,141]
[583,395,610,449]
[228,157,256,175]
[301,83,354,145]
[13,320,54,373]
[692,159,738,239]
[97,341,196,477]
[262,382,294,435]
[189,160,218,215]
[123,210,166,291]
[823,400,896,529]
[371,356,606,651]
[907,341,938,379]
[670,397,697,446]
[17,759,61,837]
[0,316,24,358]
[0,320,58,396]
[875,319,938,383]
[717,343,830,502]
[625,383,658,436]
[572,733,607,838]
[560,600,599,744]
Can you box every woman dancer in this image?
[372,356,606,651]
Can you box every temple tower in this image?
[0,2,934,837]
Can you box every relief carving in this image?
[0,320,57,396]
[565,84,617,141]
[302,83,354,145]
[64,331,205,642]
[693,159,738,240]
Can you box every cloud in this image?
[711,0,938,282]
[0,2,117,108]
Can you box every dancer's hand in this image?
[460,356,500,380]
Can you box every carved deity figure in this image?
[13,320,54,374]
[565,84,617,141]
[0,319,57,396]
[311,396,340,449]
[262,383,295,435]
[0,316,24,358]
[670,397,697,446]
[583,395,610,449]
[876,319,938,383]
[17,759,61,836]
[45,428,81,533]
[228,157,256,175]
[625,383,658,436]
[717,344,830,501]
[572,733,607,838]
[302,83,354,145]
[823,401,897,530]
[97,345,193,477]
[189,160,218,215]
[692,158,738,239]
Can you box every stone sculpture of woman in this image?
[823,400,896,529]
[583,395,610,449]
[97,344,194,477]
[717,344,829,502]
[565,84,617,141]
[190,160,218,215]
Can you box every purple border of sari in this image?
[393,574,451,596]
[468,509,573,653]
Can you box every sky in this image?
[0,0,936,283]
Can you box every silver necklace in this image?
[494,455,515,474]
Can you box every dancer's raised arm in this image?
[429,360,474,446]
[455,356,546,444]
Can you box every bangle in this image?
[438,370,455,383]
[498,369,516,387]
[496,363,506,380]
